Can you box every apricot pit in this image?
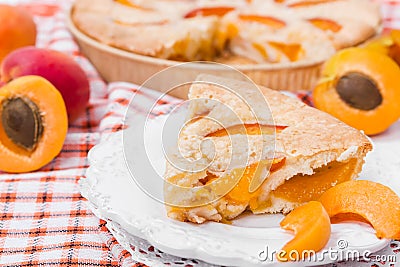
[319,180,400,239]
[1,97,43,151]
[335,72,382,111]
[278,201,331,261]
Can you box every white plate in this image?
[80,114,398,267]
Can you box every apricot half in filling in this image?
[313,47,400,135]
[0,76,68,173]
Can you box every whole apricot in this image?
[0,4,36,63]
[0,47,90,122]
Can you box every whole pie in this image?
[164,75,372,223]
[72,0,381,64]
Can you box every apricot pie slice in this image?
[164,75,372,223]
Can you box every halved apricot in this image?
[319,180,400,239]
[313,47,400,135]
[0,75,68,173]
[278,201,331,261]
[308,18,342,32]
[184,7,235,19]
[239,15,286,29]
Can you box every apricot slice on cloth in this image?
[278,201,331,261]
[184,7,235,18]
[0,75,67,173]
[313,47,400,135]
[319,180,400,239]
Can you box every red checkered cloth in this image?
[0,0,398,267]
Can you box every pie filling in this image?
[167,158,358,216]
[222,158,358,212]
[268,158,358,204]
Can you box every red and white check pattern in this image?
[0,1,398,266]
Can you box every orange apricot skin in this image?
[279,201,331,261]
[313,48,400,135]
[1,47,90,123]
[319,180,400,239]
[0,76,68,173]
[0,5,36,63]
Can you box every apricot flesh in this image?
[279,201,331,261]
[0,47,90,123]
[0,76,68,173]
[0,4,36,63]
[271,159,357,204]
[319,180,400,239]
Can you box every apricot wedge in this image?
[319,180,400,239]
[0,76,68,173]
[278,201,331,261]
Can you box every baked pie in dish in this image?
[163,75,372,223]
[72,0,381,64]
